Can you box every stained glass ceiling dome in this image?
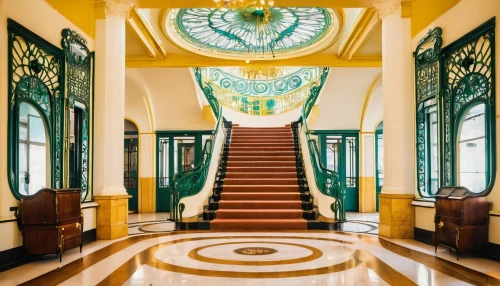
[165,7,341,60]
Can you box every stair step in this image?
[224,178,298,185]
[222,185,300,192]
[228,151,296,156]
[230,143,295,147]
[226,167,298,172]
[215,209,303,219]
[228,161,296,167]
[220,192,300,200]
[218,200,302,209]
[231,139,293,142]
[232,132,292,135]
[211,219,307,231]
[233,127,290,131]
[227,156,296,162]
[229,147,296,151]
[225,172,298,178]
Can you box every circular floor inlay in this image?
[233,247,278,256]
[187,241,323,266]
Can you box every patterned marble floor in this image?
[2,213,500,285]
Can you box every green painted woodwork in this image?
[156,133,207,212]
[167,68,223,220]
[375,122,383,212]
[202,68,319,96]
[414,18,496,198]
[169,8,334,57]
[415,27,442,198]
[296,67,346,221]
[7,19,65,200]
[61,28,93,201]
[442,18,496,196]
[318,132,359,212]
[124,138,139,211]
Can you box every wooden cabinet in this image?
[18,188,83,262]
[434,187,489,260]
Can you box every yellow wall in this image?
[412,0,500,245]
[411,0,461,37]
[0,0,96,252]
[44,0,95,38]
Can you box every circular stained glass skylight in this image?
[166,8,337,59]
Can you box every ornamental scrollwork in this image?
[61,28,93,201]
[7,20,64,198]
[414,27,442,197]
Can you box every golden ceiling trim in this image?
[337,8,379,60]
[135,0,374,8]
[127,8,167,59]
[126,53,382,68]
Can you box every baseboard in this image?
[82,228,97,245]
[0,228,97,272]
[414,227,434,245]
[413,227,500,262]
[0,246,25,272]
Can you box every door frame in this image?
[124,135,139,212]
[375,123,383,212]
[316,130,360,212]
[155,131,212,212]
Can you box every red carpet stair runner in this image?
[203,122,315,231]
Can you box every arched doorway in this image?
[124,120,139,212]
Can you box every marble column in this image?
[93,0,135,240]
[374,0,415,239]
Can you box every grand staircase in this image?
[205,124,314,231]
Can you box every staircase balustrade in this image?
[169,68,225,222]
[294,67,346,221]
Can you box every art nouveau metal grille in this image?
[442,21,495,191]
[414,27,442,197]
[61,28,93,201]
[7,20,64,198]
[415,18,496,197]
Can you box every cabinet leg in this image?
[456,250,459,261]
[59,252,62,263]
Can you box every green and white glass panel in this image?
[201,67,319,96]
[168,8,336,59]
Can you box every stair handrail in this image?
[169,67,224,222]
[296,67,346,221]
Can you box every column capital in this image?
[95,0,136,19]
[372,0,400,19]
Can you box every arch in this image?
[125,70,155,133]
[360,73,382,132]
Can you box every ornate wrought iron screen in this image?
[414,27,443,197]
[61,28,93,201]
[7,19,65,199]
[414,17,496,197]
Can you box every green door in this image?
[124,138,139,212]
[323,133,359,212]
[157,138,171,212]
[375,122,384,212]
[156,135,198,212]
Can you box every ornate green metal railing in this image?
[169,68,224,222]
[297,67,346,221]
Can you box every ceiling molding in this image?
[337,8,379,60]
[127,8,167,59]
[126,54,382,68]
[135,0,374,9]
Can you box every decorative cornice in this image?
[372,0,400,19]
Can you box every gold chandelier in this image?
[240,66,284,80]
